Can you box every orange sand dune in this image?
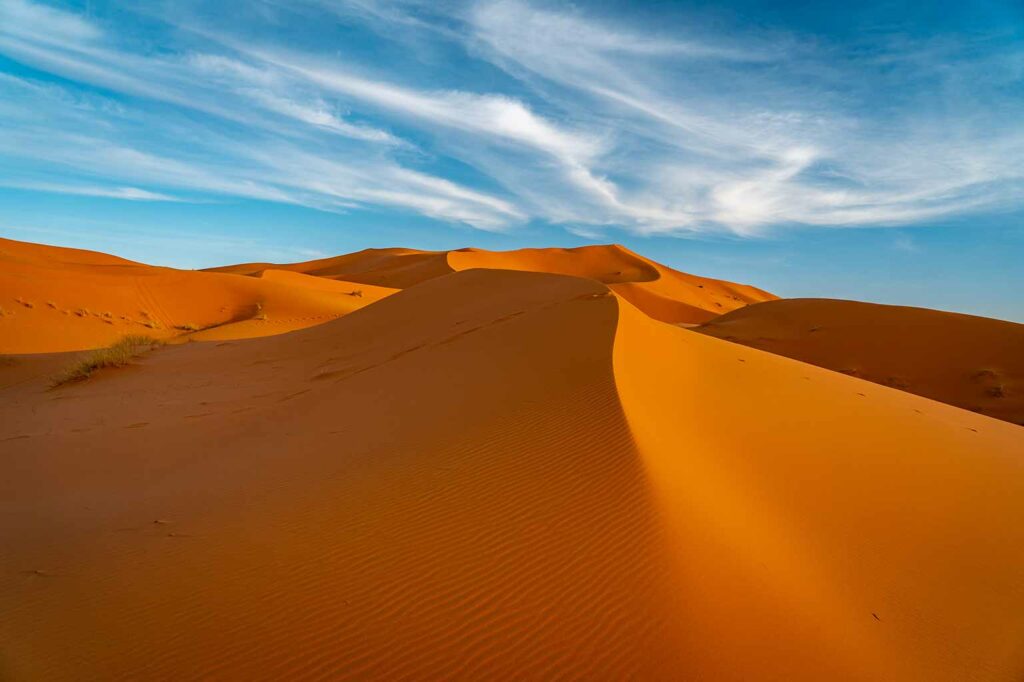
[2,267,1021,680]
[0,238,389,353]
[210,243,776,324]
[697,298,1024,425]
[206,247,454,289]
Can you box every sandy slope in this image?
[2,269,1022,680]
[0,238,389,353]
[697,298,1024,425]
[209,243,776,324]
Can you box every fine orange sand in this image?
[697,298,1024,425]
[1,240,1023,680]
[209,243,776,324]
[0,238,390,353]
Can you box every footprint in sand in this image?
[22,569,56,578]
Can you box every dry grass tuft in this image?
[175,322,201,332]
[46,301,57,309]
[75,308,90,317]
[51,336,161,387]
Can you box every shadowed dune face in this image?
[696,298,1024,425]
[0,271,680,679]
[2,267,1023,680]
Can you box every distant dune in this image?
[0,238,389,353]
[697,298,1024,426]
[207,243,776,324]
[1,239,1022,680]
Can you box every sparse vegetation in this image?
[347,290,364,298]
[46,301,57,309]
[51,336,160,387]
[175,322,201,332]
[75,308,90,317]
[141,319,161,329]
[15,298,34,308]
[253,303,267,321]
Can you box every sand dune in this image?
[2,259,1022,680]
[697,298,1024,425]
[0,238,390,353]
[209,243,776,324]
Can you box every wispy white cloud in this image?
[0,0,522,229]
[0,0,100,43]
[0,0,1021,237]
[465,0,1024,233]
[1,181,186,202]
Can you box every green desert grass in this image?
[51,335,160,387]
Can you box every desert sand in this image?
[208,243,776,324]
[697,298,1024,425]
[0,238,391,353]
[1,239,1023,680]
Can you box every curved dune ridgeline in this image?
[208,243,777,325]
[2,254,1023,679]
[1,238,771,354]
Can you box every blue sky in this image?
[1,0,1022,321]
